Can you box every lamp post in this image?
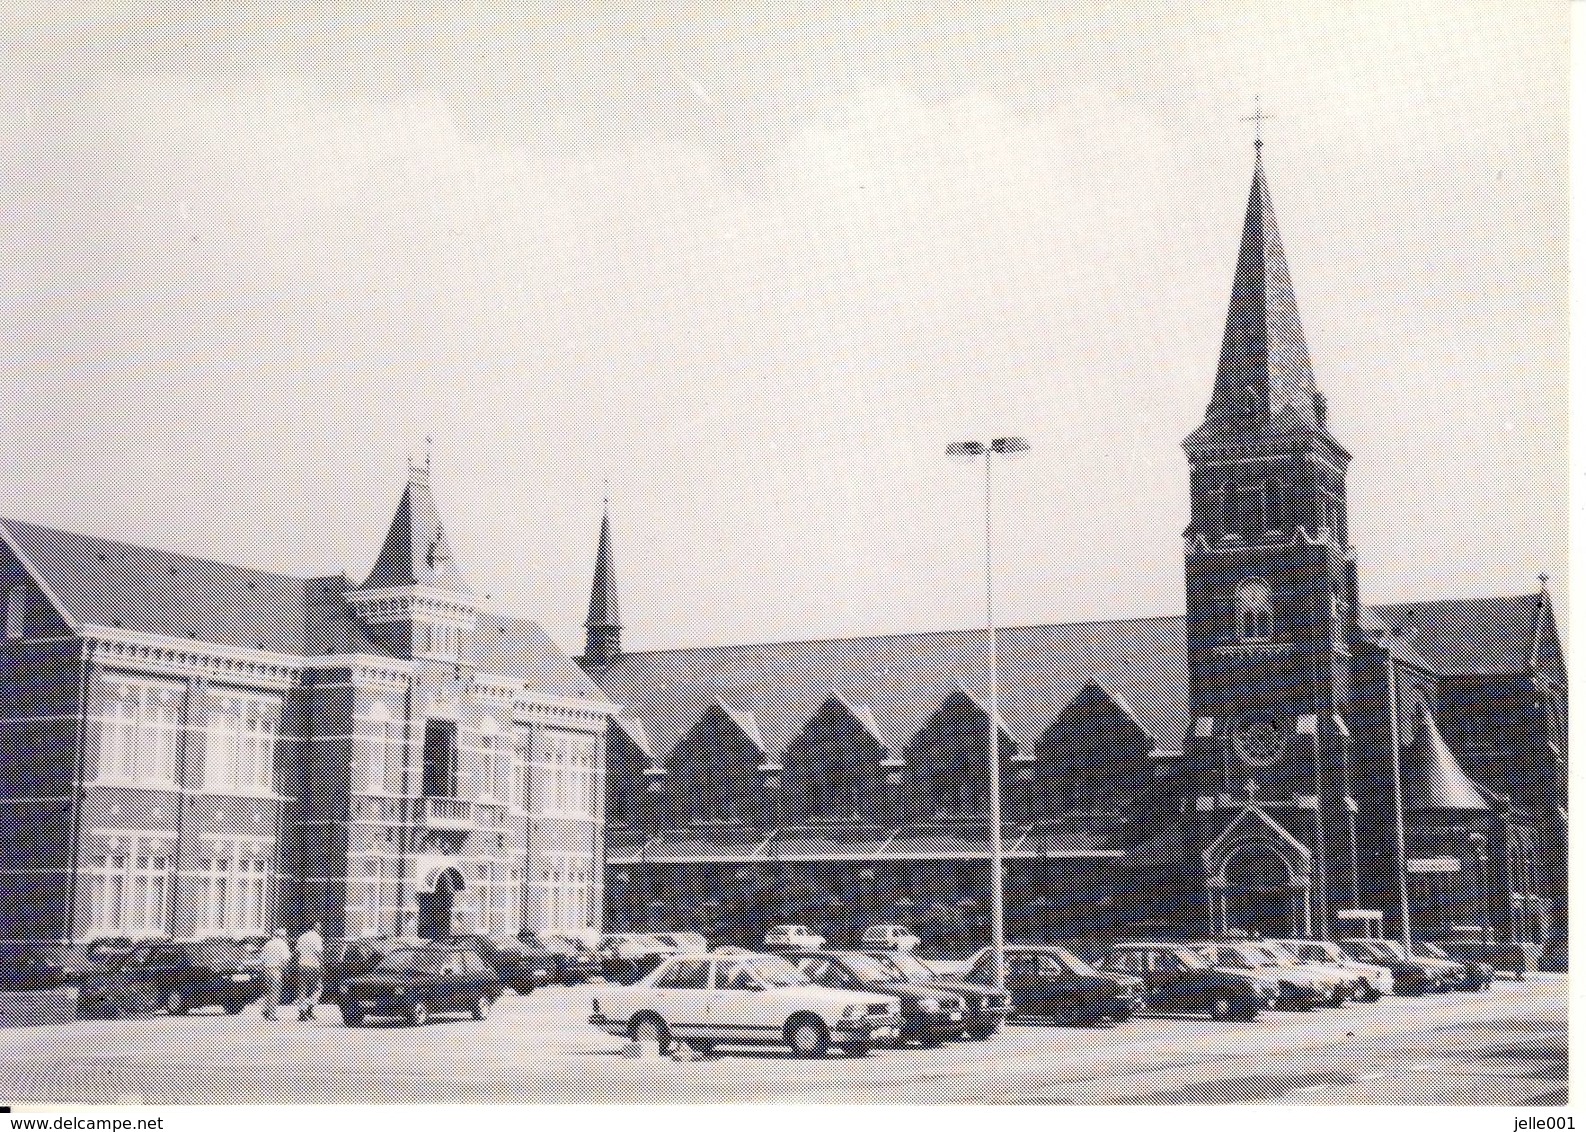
[1469,829,1492,954]
[946,436,1031,995]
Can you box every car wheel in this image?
[223,998,247,1015]
[1209,995,1235,1020]
[1360,984,1382,1002]
[343,1007,364,1027]
[471,995,492,1021]
[840,1042,871,1058]
[1349,980,1370,1002]
[407,1001,429,1027]
[1235,1003,1261,1022]
[966,1022,1000,1040]
[628,1012,670,1051]
[785,1014,830,1059]
[163,989,189,1016]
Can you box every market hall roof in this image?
[591,593,1559,773]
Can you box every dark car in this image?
[598,934,678,983]
[1336,938,1441,995]
[77,938,266,1018]
[862,949,1012,1040]
[437,935,553,994]
[792,951,968,1046]
[535,933,604,984]
[1409,940,1493,991]
[339,944,503,1026]
[963,945,1143,1026]
[1100,943,1265,1020]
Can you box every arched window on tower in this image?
[1236,578,1274,641]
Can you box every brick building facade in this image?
[0,464,615,942]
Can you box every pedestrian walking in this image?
[293,922,325,1021]
[258,929,291,1020]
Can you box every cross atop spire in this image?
[1241,96,1274,150]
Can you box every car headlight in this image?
[917,998,940,1013]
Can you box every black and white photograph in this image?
[0,0,1567,1119]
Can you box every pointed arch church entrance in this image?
[1223,843,1300,938]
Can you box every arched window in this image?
[1236,578,1274,641]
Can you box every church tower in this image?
[1182,139,1361,938]
[581,499,622,669]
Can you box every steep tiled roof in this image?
[358,465,472,595]
[1402,701,1490,811]
[593,594,1554,769]
[0,517,373,655]
[585,507,620,630]
[470,612,613,703]
[592,616,1192,770]
[1374,594,1563,681]
[0,515,608,706]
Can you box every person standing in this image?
[293,922,325,1021]
[258,929,291,1020]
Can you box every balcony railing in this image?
[422,796,474,829]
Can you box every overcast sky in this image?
[0,2,1566,655]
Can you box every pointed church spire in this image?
[583,497,622,667]
[1403,700,1490,811]
[358,460,473,595]
[1189,141,1334,447]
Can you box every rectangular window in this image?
[5,585,25,640]
[511,727,530,812]
[193,841,271,935]
[86,840,172,935]
[422,719,459,798]
[203,691,281,794]
[95,680,184,785]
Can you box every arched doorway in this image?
[1223,843,1298,938]
[417,866,466,940]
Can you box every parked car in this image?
[1194,942,1330,1010]
[650,932,711,954]
[537,933,605,984]
[339,944,503,1026]
[765,926,826,952]
[1243,939,1356,1005]
[77,938,267,1018]
[860,925,921,953]
[589,951,901,1058]
[1271,939,1394,1001]
[862,949,1012,1040]
[599,934,678,983]
[1408,940,1493,991]
[792,951,967,1046]
[1100,942,1267,1020]
[961,945,1144,1026]
[1335,938,1441,995]
[437,934,553,994]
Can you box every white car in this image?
[1271,939,1394,1001]
[590,951,901,1057]
[860,925,921,952]
[765,925,826,951]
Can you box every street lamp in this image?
[946,435,1031,994]
[1468,829,1492,954]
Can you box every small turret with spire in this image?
[582,493,622,669]
[348,457,478,660]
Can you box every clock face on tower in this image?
[1229,716,1286,769]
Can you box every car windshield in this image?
[1313,942,1348,963]
[1169,948,1210,969]
[1047,946,1101,976]
[833,953,899,981]
[1373,940,1408,960]
[1254,942,1297,963]
[725,955,810,988]
[373,948,444,974]
[877,953,935,981]
[1413,942,1450,959]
